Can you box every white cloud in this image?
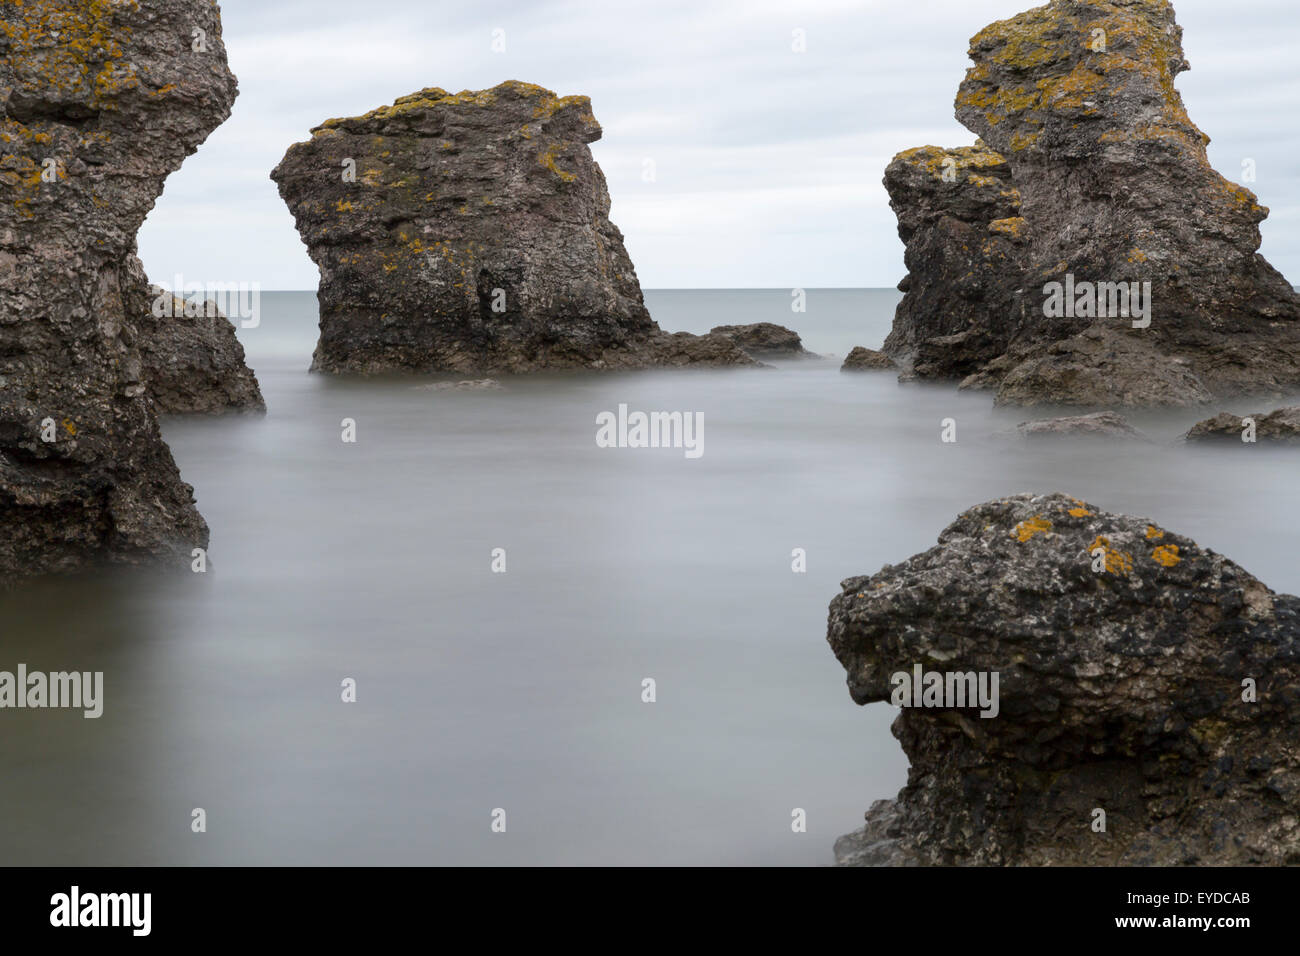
[136,0,1300,289]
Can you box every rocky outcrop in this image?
[882,0,1300,407]
[1186,406,1300,443]
[126,257,265,415]
[271,81,756,374]
[0,0,238,582]
[841,346,897,371]
[828,493,1300,865]
[881,144,1025,380]
[709,323,813,359]
[1016,411,1144,439]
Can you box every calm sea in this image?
[2,289,1296,865]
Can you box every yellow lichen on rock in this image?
[1015,516,1052,542]
[989,217,1029,239]
[1088,535,1133,575]
[1151,544,1181,567]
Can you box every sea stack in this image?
[0,0,238,582]
[881,0,1300,406]
[827,493,1300,865]
[270,80,758,374]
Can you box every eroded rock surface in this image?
[709,322,812,359]
[828,493,1300,865]
[841,346,897,371]
[883,0,1300,406]
[0,0,238,582]
[127,257,265,415]
[1015,410,1144,439]
[1186,406,1300,443]
[271,81,756,374]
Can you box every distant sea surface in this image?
[3,289,1298,865]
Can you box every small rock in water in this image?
[413,379,504,392]
[840,346,896,371]
[1016,411,1145,439]
[708,323,813,358]
[1185,406,1300,443]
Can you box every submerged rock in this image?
[709,323,813,358]
[1185,406,1300,443]
[1016,411,1144,439]
[841,346,897,371]
[0,0,238,583]
[413,378,503,392]
[271,81,756,374]
[828,493,1300,865]
[127,257,265,415]
[882,0,1300,406]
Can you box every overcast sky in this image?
[137,0,1300,290]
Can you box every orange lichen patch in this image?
[335,200,353,212]
[1145,525,1164,540]
[1008,129,1042,152]
[1088,535,1133,575]
[1067,507,1091,518]
[61,419,77,436]
[897,144,1009,182]
[989,216,1029,239]
[1151,544,1181,567]
[538,143,576,183]
[1127,247,1148,263]
[1216,178,1264,214]
[1015,516,1052,542]
[531,91,590,121]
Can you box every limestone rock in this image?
[841,346,897,371]
[0,0,238,583]
[883,0,1300,406]
[709,322,813,358]
[271,81,756,374]
[881,143,1026,379]
[1016,410,1144,439]
[412,378,504,392]
[126,257,265,415]
[1186,406,1300,443]
[828,493,1300,865]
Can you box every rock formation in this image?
[127,256,265,415]
[841,346,896,371]
[0,0,238,582]
[882,0,1300,407]
[708,323,813,359]
[271,81,757,374]
[1186,406,1300,443]
[827,493,1300,865]
[1016,411,1144,439]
